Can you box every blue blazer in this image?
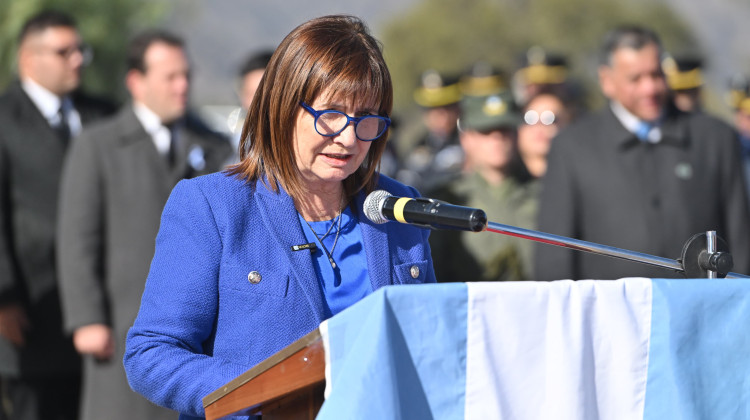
[124,171,435,418]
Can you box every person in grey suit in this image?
[535,26,750,281]
[0,10,116,420]
[56,30,231,420]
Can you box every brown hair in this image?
[229,15,393,202]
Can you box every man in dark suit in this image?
[535,26,750,281]
[56,30,231,420]
[0,10,116,420]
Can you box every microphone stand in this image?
[485,221,750,279]
[361,190,748,279]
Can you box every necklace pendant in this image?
[299,203,344,272]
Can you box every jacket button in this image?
[410,265,420,279]
[248,271,262,284]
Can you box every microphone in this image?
[363,190,487,232]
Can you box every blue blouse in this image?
[297,205,372,316]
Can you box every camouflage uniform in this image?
[429,171,539,282]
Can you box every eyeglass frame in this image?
[299,101,391,142]
[40,42,93,65]
[523,109,557,126]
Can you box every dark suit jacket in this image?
[0,80,116,376]
[56,105,231,419]
[535,105,750,280]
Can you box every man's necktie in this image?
[635,121,652,142]
[55,105,71,144]
[166,124,178,168]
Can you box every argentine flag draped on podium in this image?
[317,278,750,420]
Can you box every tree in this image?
[0,0,170,101]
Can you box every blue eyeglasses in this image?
[300,102,391,141]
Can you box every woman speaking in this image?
[124,15,436,418]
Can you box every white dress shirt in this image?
[610,101,662,143]
[132,102,172,157]
[22,77,82,137]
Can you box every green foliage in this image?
[0,0,170,101]
[380,0,697,112]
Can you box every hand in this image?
[73,324,114,361]
[0,304,29,347]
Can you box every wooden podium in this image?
[203,329,326,419]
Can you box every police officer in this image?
[663,54,704,113]
[396,69,464,192]
[429,89,538,282]
[512,46,570,106]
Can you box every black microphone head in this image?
[364,190,392,224]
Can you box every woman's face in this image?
[293,91,375,191]
[517,94,567,158]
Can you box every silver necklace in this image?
[301,206,344,269]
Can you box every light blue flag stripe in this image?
[644,278,750,420]
[318,283,468,420]
[319,278,750,419]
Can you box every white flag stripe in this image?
[465,278,653,420]
[319,319,333,400]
